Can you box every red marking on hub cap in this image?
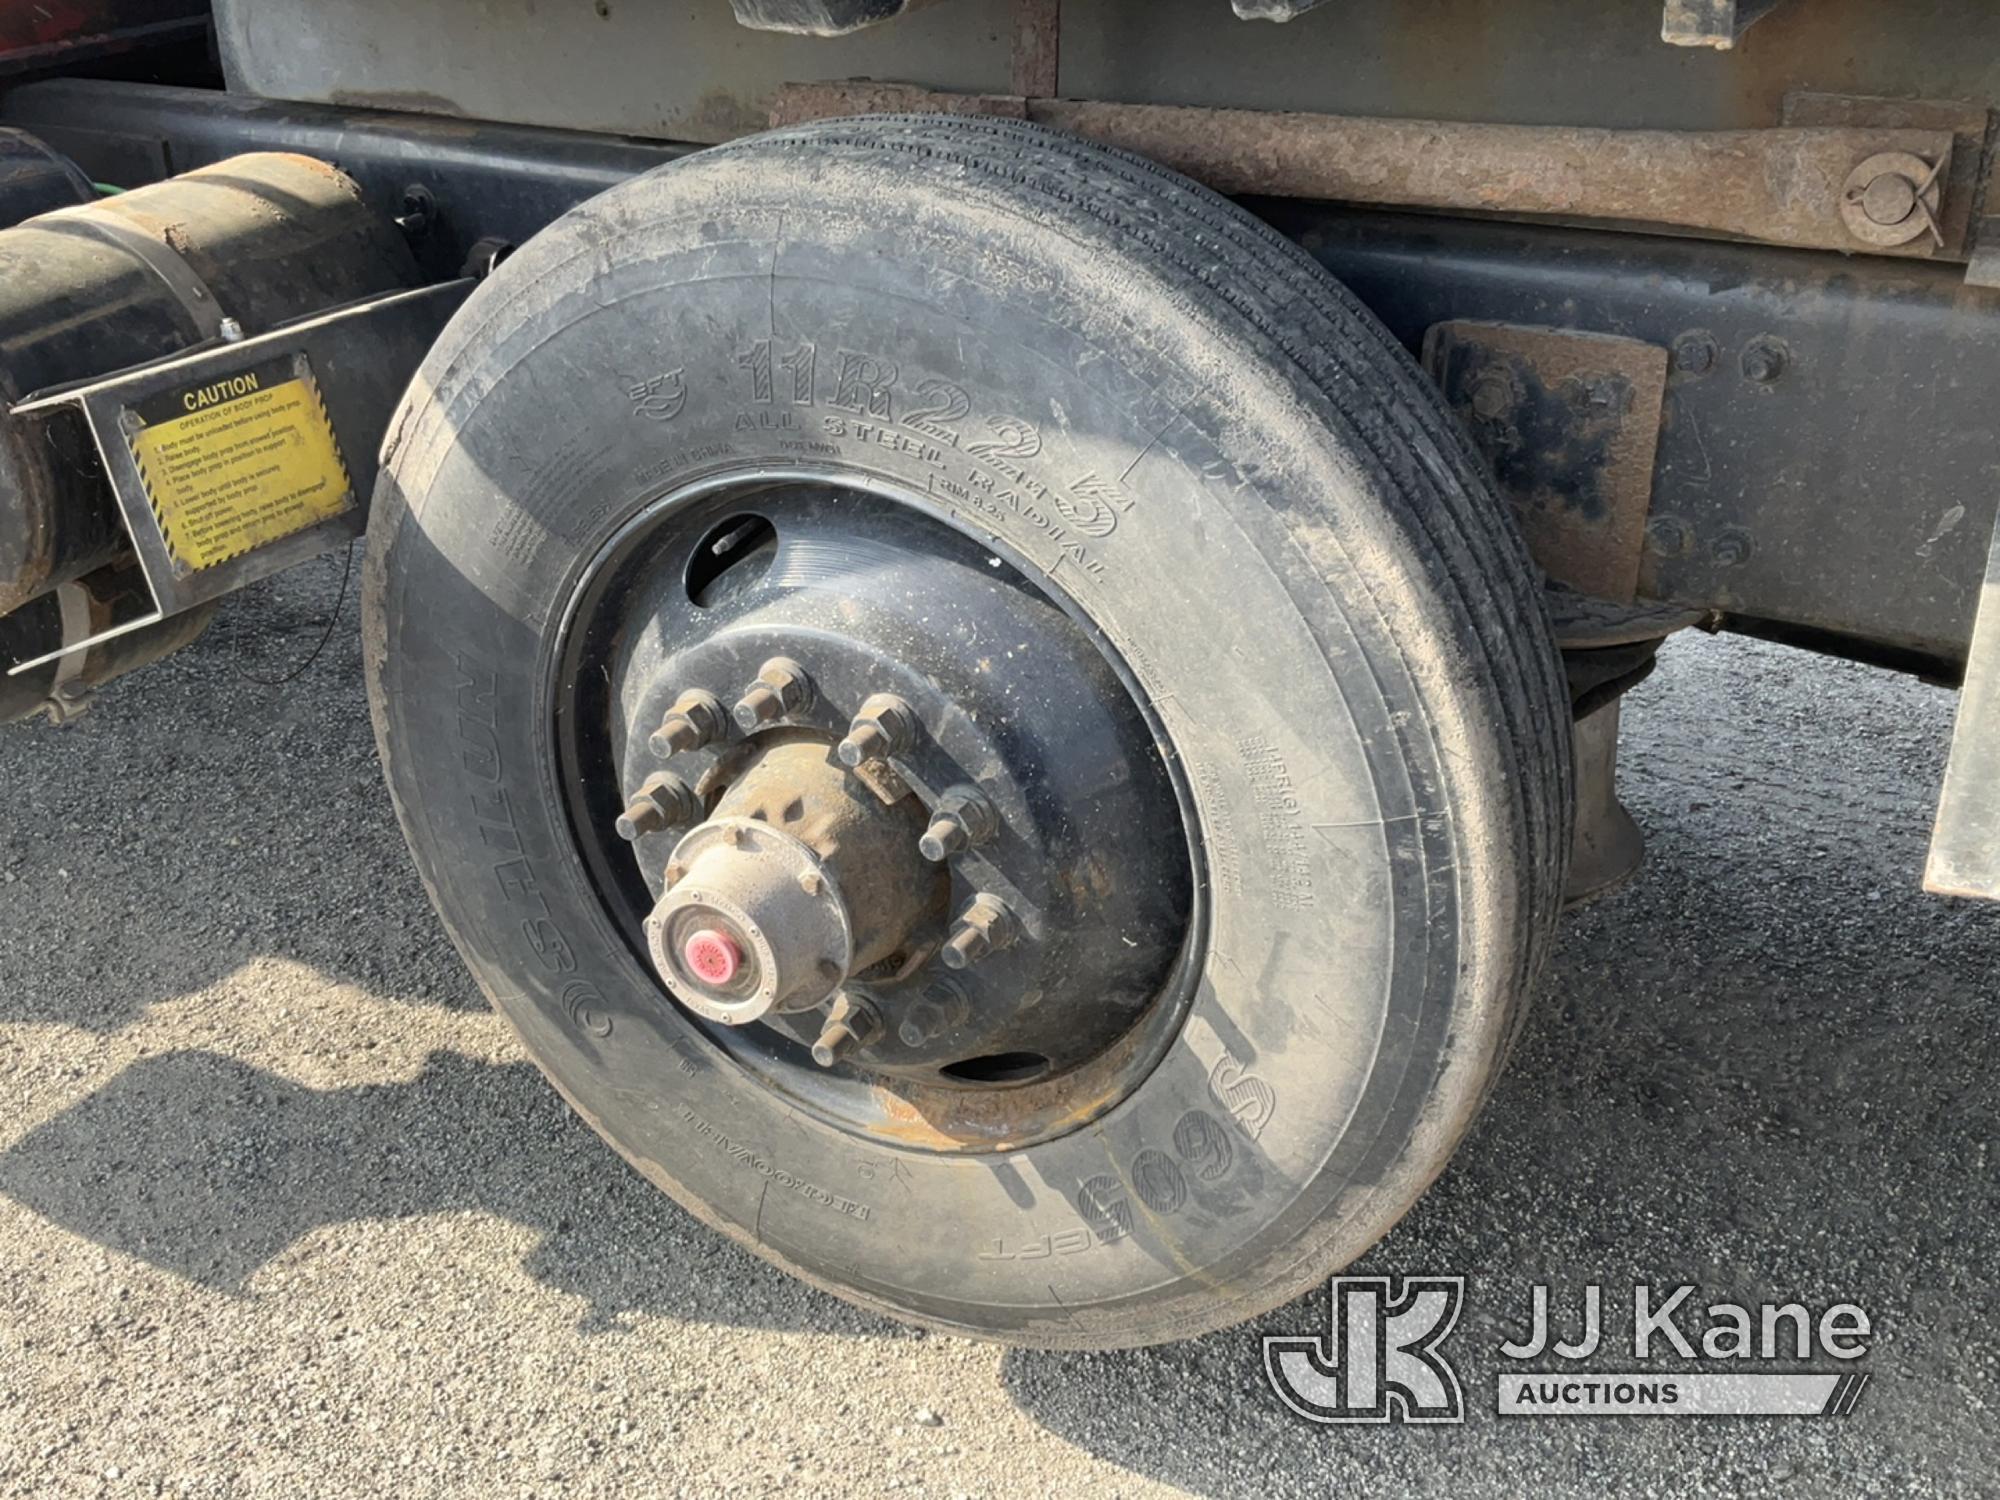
[684,929,742,986]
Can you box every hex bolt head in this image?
[1645,514,1694,560]
[731,657,814,732]
[1468,369,1514,421]
[1710,527,1754,568]
[939,893,1019,972]
[918,785,1000,862]
[1672,332,1716,376]
[614,771,699,842]
[649,689,727,758]
[810,994,881,1068]
[1740,338,1787,384]
[837,693,918,768]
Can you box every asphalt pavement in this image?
[0,546,1993,1497]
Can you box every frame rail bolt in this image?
[838,692,919,768]
[918,784,1000,862]
[1740,337,1787,384]
[940,893,1019,971]
[732,657,815,732]
[649,688,729,757]
[615,770,700,841]
[1671,331,1716,376]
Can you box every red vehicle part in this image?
[0,1,208,76]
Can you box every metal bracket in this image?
[1424,322,1670,604]
[1011,0,1060,101]
[772,84,1965,263]
[1784,92,1990,266]
[5,279,470,674]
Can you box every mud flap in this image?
[1927,511,2000,897]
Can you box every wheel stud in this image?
[896,978,969,1048]
[649,688,728,758]
[940,893,1018,971]
[896,1007,935,1048]
[810,994,881,1068]
[918,785,998,862]
[732,657,814,731]
[837,693,918,768]
[615,771,699,841]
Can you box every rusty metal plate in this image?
[771,83,1965,261]
[1424,322,1669,603]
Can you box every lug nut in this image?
[896,979,969,1048]
[837,693,918,768]
[940,893,1019,971]
[614,771,699,841]
[1740,337,1787,385]
[732,657,814,731]
[919,815,971,862]
[649,688,728,758]
[810,994,881,1068]
[897,1007,937,1048]
[918,785,999,862]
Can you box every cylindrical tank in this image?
[0,129,92,228]
[0,151,422,619]
[0,564,216,723]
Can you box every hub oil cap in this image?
[644,816,856,1025]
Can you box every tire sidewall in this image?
[367,148,1501,1345]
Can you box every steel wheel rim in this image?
[548,464,1209,1155]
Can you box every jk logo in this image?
[1264,1276,1466,1424]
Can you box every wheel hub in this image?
[644,736,941,1025]
[556,477,1198,1140]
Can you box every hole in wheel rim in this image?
[685,512,777,608]
[939,1051,1052,1085]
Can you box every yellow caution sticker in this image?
[125,356,353,573]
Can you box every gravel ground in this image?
[0,547,1994,1498]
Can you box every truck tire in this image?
[363,115,1571,1348]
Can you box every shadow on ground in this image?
[0,551,483,1030]
[2,566,1996,1491]
[0,1043,909,1342]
